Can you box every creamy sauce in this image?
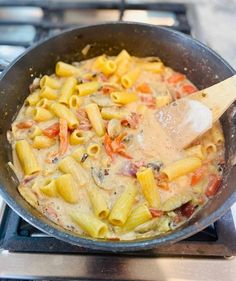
[9,53,225,241]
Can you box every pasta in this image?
[109,185,136,226]
[137,168,161,208]
[11,51,224,241]
[85,103,105,136]
[15,140,40,175]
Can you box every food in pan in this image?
[9,50,224,240]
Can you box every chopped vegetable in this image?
[181,84,197,94]
[205,174,222,197]
[137,83,152,94]
[42,122,60,138]
[59,118,68,156]
[149,208,163,218]
[179,202,195,218]
[191,167,206,186]
[16,120,34,129]
[104,133,114,160]
[167,73,185,84]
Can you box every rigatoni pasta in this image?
[11,51,224,241]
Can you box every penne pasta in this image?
[109,185,136,226]
[160,192,192,212]
[211,123,224,146]
[110,91,137,105]
[32,135,56,149]
[156,95,172,108]
[121,68,140,88]
[56,174,79,203]
[142,62,164,73]
[68,95,82,110]
[185,144,205,160]
[36,98,53,109]
[40,86,58,100]
[33,107,54,122]
[76,81,100,96]
[56,61,81,77]
[115,49,131,65]
[15,140,41,175]
[26,91,40,106]
[86,142,100,157]
[71,146,86,163]
[58,77,77,105]
[85,103,105,136]
[122,203,152,232]
[40,179,58,197]
[162,157,202,181]
[137,168,161,208]
[40,75,61,89]
[69,130,85,145]
[29,126,42,139]
[202,132,217,154]
[88,185,109,219]
[70,211,108,238]
[51,102,79,129]
[101,107,128,120]
[58,156,88,187]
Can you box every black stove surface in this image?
[0,0,236,258]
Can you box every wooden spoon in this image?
[155,75,236,149]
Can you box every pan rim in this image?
[0,21,236,252]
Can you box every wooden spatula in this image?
[156,75,236,149]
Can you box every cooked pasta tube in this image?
[70,211,108,238]
[29,126,42,139]
[71,146,86,163]
[122,204,152,232]
[56,61,81,77]
[101,60,117,76]
[51,102,79,129]
[121,68,140,88]
[33,107,54,122]
[109,185,136,226]
[101,107,128,120]
[86,142,100,157]
[58,77,77,105]
[26,91,40,106]
[36,98,53,109]
[85,103,105,137]
[136,168,161,208]
[40,179,58,197]
[56,174,79,203]
[58,156,88,187]
[15,140,40,175]
[110,91,137,105]
[40,86,58,100]
[69,130,85,145]
[76,81,100,96]
[115,49,131,65]
[211,123,224,146]
[68,95,82,110]
[24,106,35,116]
[185,145,204,160]
[40,75,61,89]
[156,95,172,108]
[160,192,192,212]
[32,135,56,149]
[162,157,202,181]
[93,55,106,69]
[202,132,217,154]
[18,186,38,207]
[142,62,164,73]
[88,185,109,219]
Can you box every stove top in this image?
[0,1,236,280]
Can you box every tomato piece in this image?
[205,174,222,197]
[191,167,206,186]
[59,118,68,156]
[149,208,163,218]
[167,73,185,84]
[180,202,195,218]
[16,120,34,129]
[181,84,197,94]
[43,123,60,138]
[137,83,152,94]
[102,86,116,94]
[117,149,133,159]
[104,133,114,160]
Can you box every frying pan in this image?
[0,22,236,252]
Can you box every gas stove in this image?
[0,1,236,280]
